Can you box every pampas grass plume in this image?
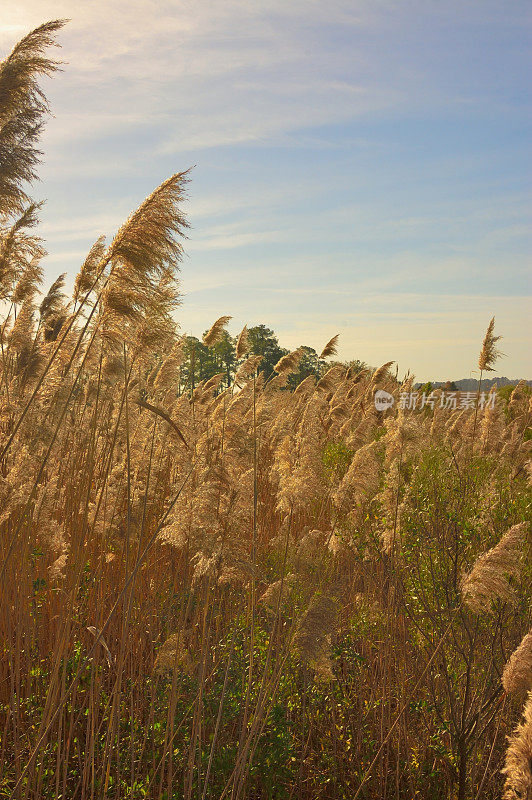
[203,315,231,347]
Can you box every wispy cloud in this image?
[1,2,530,378]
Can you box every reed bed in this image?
[0,22,531,800]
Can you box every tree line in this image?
[178,323,367,393]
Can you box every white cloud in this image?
[1,2,529,380]
[1,1,396,161]
[187,229,283,252]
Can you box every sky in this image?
[1,1,531,380]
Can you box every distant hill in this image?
[415,377,532,391]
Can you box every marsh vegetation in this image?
[0,22,531,800]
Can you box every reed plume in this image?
[39,272,66,321]
[102,172,189,328]
[154,632,192,675]
[478,316,503,372]
[11,256,43,305]
[293,374,315,395]
[108,172,189,279]
[235,324,250,358]
[317,364,346,392]
[202,372,225,392]
[371,360,395,384]
[73,235,106,305]
[503,629,532,697]
[508,380,529,417]
[502,690,532,800]
[461,522,530,613]
[0,203,45,299]
[319,334,340,360]
[332,439,381,513]
[274,347,303,374]
[259,573,300,612]
[8,296,35,353]
[0,20,65,216]
[152,340,184,394]
[203,315,231,347]
[234,354,262,383]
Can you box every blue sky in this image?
[1,1,531,379]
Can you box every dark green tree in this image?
[179,336,204,393]
[289,345,319,388]
[247,325,288,379]
[344,358,368,376]
[211,330,237,388]
[180,331,238,393]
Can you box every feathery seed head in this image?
[503,629,532,697]
[274,347,304,375]
[478,317,503,372]
[371,361,395,384]
[235,324,250,359]
[461,522,530,613]
[0,20,66,215]
[502,690,532,799]
[203,315,232,347]
[319,334,340,360]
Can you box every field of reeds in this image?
[0,21,531,800]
